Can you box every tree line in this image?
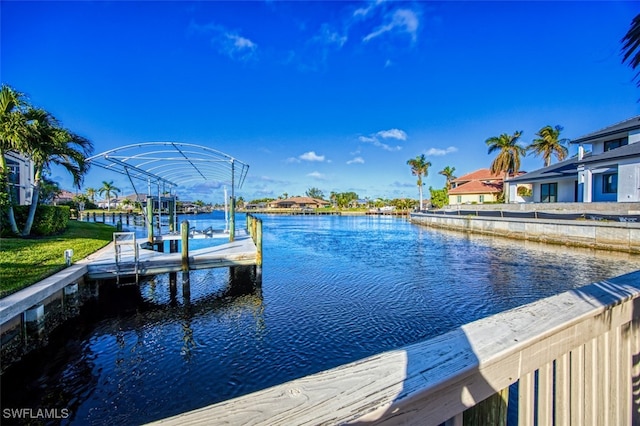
[1,85,93,236]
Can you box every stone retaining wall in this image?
[410,212,640,254]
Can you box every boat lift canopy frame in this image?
[87,142,249,197]
[86,142,249,238]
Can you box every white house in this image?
[3,151,34,205]
[507,116,640,203]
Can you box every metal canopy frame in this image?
[87,142,250,198]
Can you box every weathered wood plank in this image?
[569,345,584,426]
[518,372,534,426]
[538,362,552,425]
[556,352,570,426]
[149,272,640,426]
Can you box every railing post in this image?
[181,220,189,272]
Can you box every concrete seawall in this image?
[410,212,640,254]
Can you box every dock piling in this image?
[181,220,189,272]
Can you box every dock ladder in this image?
[113,232,139,284]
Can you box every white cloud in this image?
[363,9,419,43]
[187,20,257,61]
[377,128,407,140]
[425,146,458,156]
[352,0,386,19]
[221,32,257,60]
[347,157,365,165]
[307,171,326,179]
[314,23,348,48]
[359,129,406,151]
[299,151,326,162]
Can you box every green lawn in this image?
[0,221,115,298]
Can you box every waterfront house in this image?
[507,116,640,203]
[3,151,34,205]
[52,190,75,205]
[448,169,507,205]
[268,197,331,209]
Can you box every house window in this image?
[541,183,558,203]
[603,173,618,194]
[604,138,627,151]
[479,195,485,203]
[456,195,461,203]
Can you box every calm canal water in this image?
[3,213,640,425]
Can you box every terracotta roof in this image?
[452,168,503,183]
[448,180,503,195]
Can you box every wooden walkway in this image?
[86,230,258,280]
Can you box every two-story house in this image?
[448,168,505,205]
[507,116,640,203]
[3,151,34,205]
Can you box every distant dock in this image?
[87,230,258,280]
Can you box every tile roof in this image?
[452,168,502,183]
[448,180,503,194]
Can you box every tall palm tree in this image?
[99,180,120,211]
[486,131,526,203]
[0,85,30,235]
[438,166,457,190]
[407,154,431,210]
[21,108,93,235]
[527,125,569,167]
[622,13,640,89]
[85,187,97,203]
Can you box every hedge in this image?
[1,205,70,236]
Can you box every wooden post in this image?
[256,217,262,267]
[92,212,96,221]
[102,211,106,222]
[147,198,154,244]
[181,220,189,272]
[169,199,175,233]
[229,196,235,242]
[463,387,508,426]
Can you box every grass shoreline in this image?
[0,221,115,298]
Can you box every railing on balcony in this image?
[153,271,640,426]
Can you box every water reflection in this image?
[1,215,638,425]
[1,265,263,425]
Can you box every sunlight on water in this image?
[2,213,639,424]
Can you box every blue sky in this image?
[2,1,640,203]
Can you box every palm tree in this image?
[85,187,97,203]
[438,166,457,190]
[99,180,120,211]
[21,108,93,235]
[486,131,526,203]
[621,13,640,89]
[527,125,569,167]
[407,154,431,210]
[0,85,30,235]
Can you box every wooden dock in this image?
[86,230,258,280]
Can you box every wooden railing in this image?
[153,271,640,425]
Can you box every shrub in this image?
[1,205,70,236]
